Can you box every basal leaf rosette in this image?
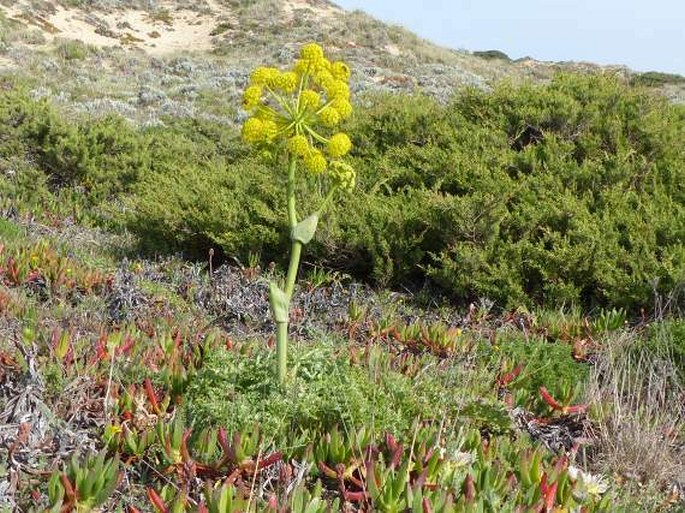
[241,43,356,190]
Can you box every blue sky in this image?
[333,0,685,75]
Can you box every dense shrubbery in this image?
[3,74,685,311]
[323,74,685,310]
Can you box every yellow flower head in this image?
[313,69,334,88]
[319,107,340,127]
[304,150,327,174]
[241,42,354,163]
[250,66,280,87]
[329,160,356,191]
[275,71,298,93]
[241,117,264,144]
[300,43,325,62]
[300,89,321,110]
[331,98,353,119]
[261,119,279,142]
[325,79,350,100]
[330,61,351,81]
[297,43,331,74]
[242,85,263,109]
[287,134,310,157]
[327,133,352,157]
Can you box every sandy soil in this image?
[281,0,343,21]
[0,0,343,57]
[0,0,223,56]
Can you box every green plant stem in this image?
[276,156,301,386]
[285,156,301,298]
[285,241,302,298]
[317,186,338,217]
[276,321,287,385]
[287,156,298,229]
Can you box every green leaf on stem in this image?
[269,281,289,323]
[291,213,319,245]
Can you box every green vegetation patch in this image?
[3,73,685,312]
[184,339,462,444]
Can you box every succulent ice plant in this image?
[241,43,356,385]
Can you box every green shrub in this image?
[124,73,685,310]
[0,83,148,198]
[127,153,285,259]
[55,38,95,60]
[473,49,511,61]
[630,71,685,88]
[320,74,685,310]
[5,72,685,311]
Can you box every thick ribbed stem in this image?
[276,156,300,386]
[276,321,288,385]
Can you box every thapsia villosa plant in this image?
[241,43,356,385]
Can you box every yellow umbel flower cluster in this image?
[241,42,355,183]
[329,161,356,191]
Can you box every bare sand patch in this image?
[0,0,230,56]
[281,0,343,21]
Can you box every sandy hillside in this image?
[0,0,341,56]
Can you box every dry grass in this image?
[585,329,684,495]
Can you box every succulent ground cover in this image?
[0,203,683,511]
[0,2,684,512]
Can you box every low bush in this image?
[0,82,147,198]
[630,71,685,88]
[127,153,285,258]
[4,73,685,312]
[473,49,511,61]
[322,74,685,310]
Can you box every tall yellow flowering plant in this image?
[241,43,356,385]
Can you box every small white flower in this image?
[451,450,475,467]
[568,465,608,501]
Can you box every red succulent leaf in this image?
[539,386,588,414]
[344,490,368,503]
[539,387,564,411]
[60,474,76,502]
[180,429,193,462]
[318,461,337,479]
[147,488,169,513]
[464,474,476,502]
[92,331,109,364]
[144,378,162,415]
[256,451,283,470]
[498,364,523,387]
[414,468,428,489]
[542,477,558,512]
[422,497,434,513]
[507,471,517,490]
[117,334,135,356]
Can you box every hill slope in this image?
[1,0,683,126]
